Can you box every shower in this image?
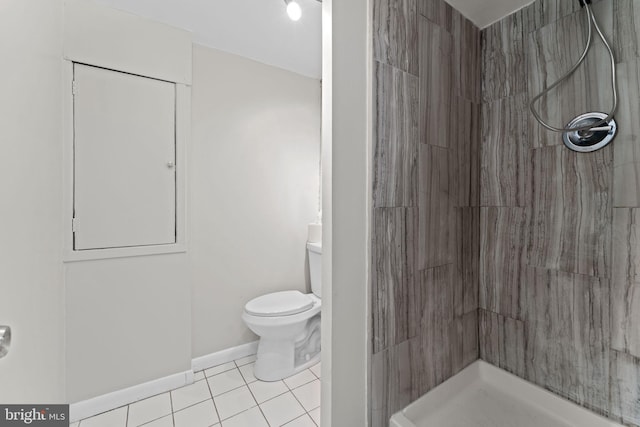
[529,0,618,152]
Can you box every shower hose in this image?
[529,0,618,134]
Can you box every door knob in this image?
[0,326,11,359]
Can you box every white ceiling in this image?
[94,0,322,79]
[446,0,535,28]
[93,0,532,80]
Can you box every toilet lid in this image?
[245,290,314,317]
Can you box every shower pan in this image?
[390,362,622,427]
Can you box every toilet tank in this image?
[307,242,322,298]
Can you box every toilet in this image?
[242,242,322,381]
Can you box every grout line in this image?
[282,412,312,426]
[125,405,130,427]
[137,413,174,427]
[218,404,260,423]
[289,388,310,415]
[239,371,257,385]
[211,383,247,399]
[291,377,321,394]
[233,354,256,367]
[204,376,223,424]
[234,356,272,426]
[235,363,267,408]
[244,379,263,405]
[204,363,237,379]
[173,396,215,414]
[237,365,250,387]
[257,390,291,406]
[310,411,320,427]
[208,365,253,398]
[255,403,271,426]
[168,387,177,427]
[285,373,318,392]
[131,394,176,427]
[309,363,321,380]
[209,362,259,423]
[307,406,321,427]
[248,383,297,407]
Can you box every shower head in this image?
[529,0,619,151]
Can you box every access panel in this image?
[73,64,176,250]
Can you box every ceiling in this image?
[94,0,322,79]
[446,0,535,28]
[93,0,533,80]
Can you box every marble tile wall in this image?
[371,0,481,425]
[480,93,529,206]
[480,0,640,424]
[372,0,640,425]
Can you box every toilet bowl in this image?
[242,242,322,381]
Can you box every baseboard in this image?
[69,341,258,422]
[69,369,194,422]
[192,341,259,372]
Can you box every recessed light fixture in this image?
[284,0,302,21]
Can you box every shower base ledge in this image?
[389,360,622,427]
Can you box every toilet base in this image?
[253,315,321,382]
[254,348,321,382]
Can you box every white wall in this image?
[65,255,192,402]
[328,0,371,425]
[63,1,193,403]
[190,45,321,357]
[320,0,333,424]
[0,0,66,403]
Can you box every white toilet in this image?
[242,242,322,381]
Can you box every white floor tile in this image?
[139,415,173,427]
[77,354,323,427]
[213,386,257,420]
[308,407,320,426]
[205,362,236,378]
[309,362,321,379]
[173,399,219,427]
[127,393,172,426]
[291,379,321,411]
[259,392,305,426]
[234,355,257,367]
[238,363,257,384]
[248,380,288,404]
[284,414,316,427]
[208,369,246,396]
[171,380,212,412]
[220,407,268,427]
[283,370,316,390]
[79,407,127,427]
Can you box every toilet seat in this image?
[245,290,313,317]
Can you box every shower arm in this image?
[529,3,618,134]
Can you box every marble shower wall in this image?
[480,0,640,425]
[371,0,480,425]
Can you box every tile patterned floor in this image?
[71,355,321,427]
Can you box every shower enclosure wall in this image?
[371,0,640,426]
[371,1,481,425]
